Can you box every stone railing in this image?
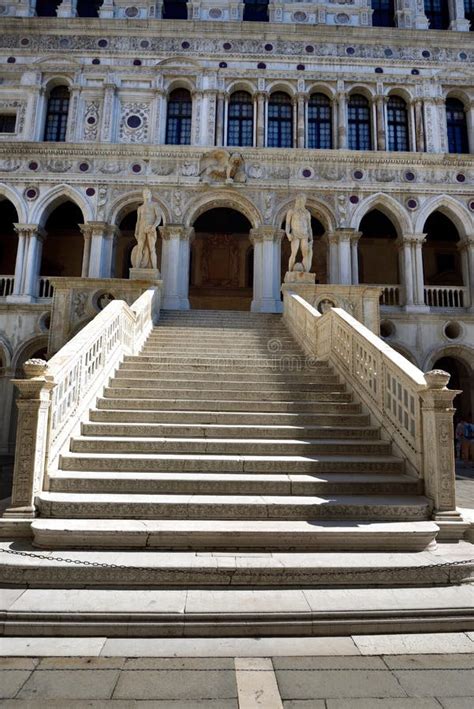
[0,275,14,298]
[283,291,462,523]
[3,285,161,519]
[38,277,54,300]
[424,285,468,309]
[379,285,402,307]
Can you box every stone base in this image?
[129,268,161,281]
[283,271,316,285]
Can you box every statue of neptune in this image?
[285,194,313,273]
[131,188,161,270]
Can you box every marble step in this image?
[123,355,322,370]
[140,348,307,359]
[89,408,370,427]
[70,436,392,457]
[102,387,353,402]
[117,365,334,382]
[59,452,404,474]
[108,378,344,392]
[96,398,363,414]
[36,491,430,521]
[48,471,422,496]
[81,421,380,440]
[148,330,297,339]
[29,519,438,553]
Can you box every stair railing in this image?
[3,286,161,520]
[283,291,462,523]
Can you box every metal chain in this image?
[1,547,473,577]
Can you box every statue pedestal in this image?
[130,267,161,281]
[284,271,316,285]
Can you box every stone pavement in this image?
[0,641,474,707]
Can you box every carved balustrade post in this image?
[3,360,55,519]
[250,227,284,313]
[419,370,464,524]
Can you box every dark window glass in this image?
[162,0,187,19]
[0,115,16,133]
[446,98,469,154]
[308,93,332,149]
[348,94,372,151]
[267,92,293,148]
[387,96,409,151]
[76,0,102,17]
[35,0,60,15]
[424,0,450,29]
[166,89,192,145]
[243,0,269,22]
[228,91,254,147]
[372,0,396,27]
[465,0,474,29]
[44,86,70,142]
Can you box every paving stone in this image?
[185,589,311,613]
[393,670,474,697]
[353,633,474,655]
[325,700,442,709]
[438,700,474,709]
[384,654,474,669]
[273,656,385,670]
[0,588,26,610]
[0,671,33,699]
[113,669,238,700]
[0,702,238,708]
[9,588,186,614]
[17,669,121,700]
[0,659,38,670]
[275,668,407,699]
[123,658,235,670]
[0,637,107,657]
[283,702,326,708]
[38,657,126,670]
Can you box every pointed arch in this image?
[108,190,171,227]
[185,191,262,229]
[415,196,471,239]
[32,184,92,227]
[351,193,411,237]
[0,183,27,223]
[274,196,336,233]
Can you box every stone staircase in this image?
[30,309,438,557]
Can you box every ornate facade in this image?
[0,1,473,462]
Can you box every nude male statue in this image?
[131,188,161,270]
[285,194,313,273]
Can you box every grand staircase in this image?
[30,309,438,557]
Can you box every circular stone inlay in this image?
[132,163,142,173]
[79,162,89,172]
[127,115,142,129]
[349,195,359,204]
[86,187,96,197]
[353,170,364,180]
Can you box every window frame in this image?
[446,97,469,154]
[165,88,192,146]
[307,93,332,150]
[227,91,254,148]
[371,0,396,28]
[424,0,451,29]
[43,85,70,143]
[387,95,409,152]
[348,94,372,151]
[267,91,293,149]
[0,113,17,134]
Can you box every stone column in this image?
[375,95,386,151]
[80,222,117,278]
[256,92,266,148]
[336,90,347,149]
[9,224,45,302]
[16,0,36,16]
[449,0,470,30]
[397,235,415,308]
[216,92,225,146]
[2,359,55,519]
[414,99,425,152]
[100,80,116,142]
[458,235,474,310]
[394,0,414,28]
[160,225,194,310]
[466,101,474,154]
[250,227,284,313]
[57,0,77,17]
[334,229,358,285]
[350,231,361,285]
[99,0,115,18]
[420,370,464,523]
[297,94,306,149]
[327,232,339,284]
[413,0,429,29]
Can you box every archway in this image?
[0,199,18,297]
[190,208,253,310]
[41,201,84,280]
[114,206,163,279]
[358,209,399,285]
[280,216,327,283]
[433,355,473,425]
[423,211,463,308]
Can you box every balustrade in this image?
[38,277,54,300]
[424,286,468,308]
[0,275,15,298]
[379,285,402,307]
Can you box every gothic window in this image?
[371,0,396,27]
[387,96,409,151]
[267,92,293,148]
[35,0,60,15]
[348,94,372,151]
[424,0,450,29]
[162,0,188,19]
[446,98,469,154]
[76,0,102,17]
[166,89,192,145]
[0,115,16,133]
[465,0,474,29]
[308,93,332,149]
[43,86,70,142]
[227,91,254,147]
[243,0,269,22]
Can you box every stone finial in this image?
[425,369,451,390]
[23,358,48,378]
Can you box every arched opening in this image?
[43,85,70,142]
[348,94,372,151]
[372,0,396,27]
[267,92,293,148]
[227,91,254,147]
[446,98,469,154]
[243,0,269,22]
[423,212,463,290]
[424,0,450,29]
[433,356,472,426]
[165,89,192,145]
[308,93,332,149]
[190,208,253,310]
[358,209,399,286]
[76,0,101,17]
[0,199,18,297]
[280,215,327,284]
[35,0,60,16]
[162,0,188,19]
[387,96,409,152]
[41,201,84,280]
[115,210,137,279]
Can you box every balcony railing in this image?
[424,286,468,309]
[38,277,54,300]
[0,275,14,298]
[379,285,402,307]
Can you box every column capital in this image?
[458,234,474,250]
[334,228,360,242]
[159,225,195,242]
[249,226,284,244]
[397,232,427,247]
[13,223,46,240]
